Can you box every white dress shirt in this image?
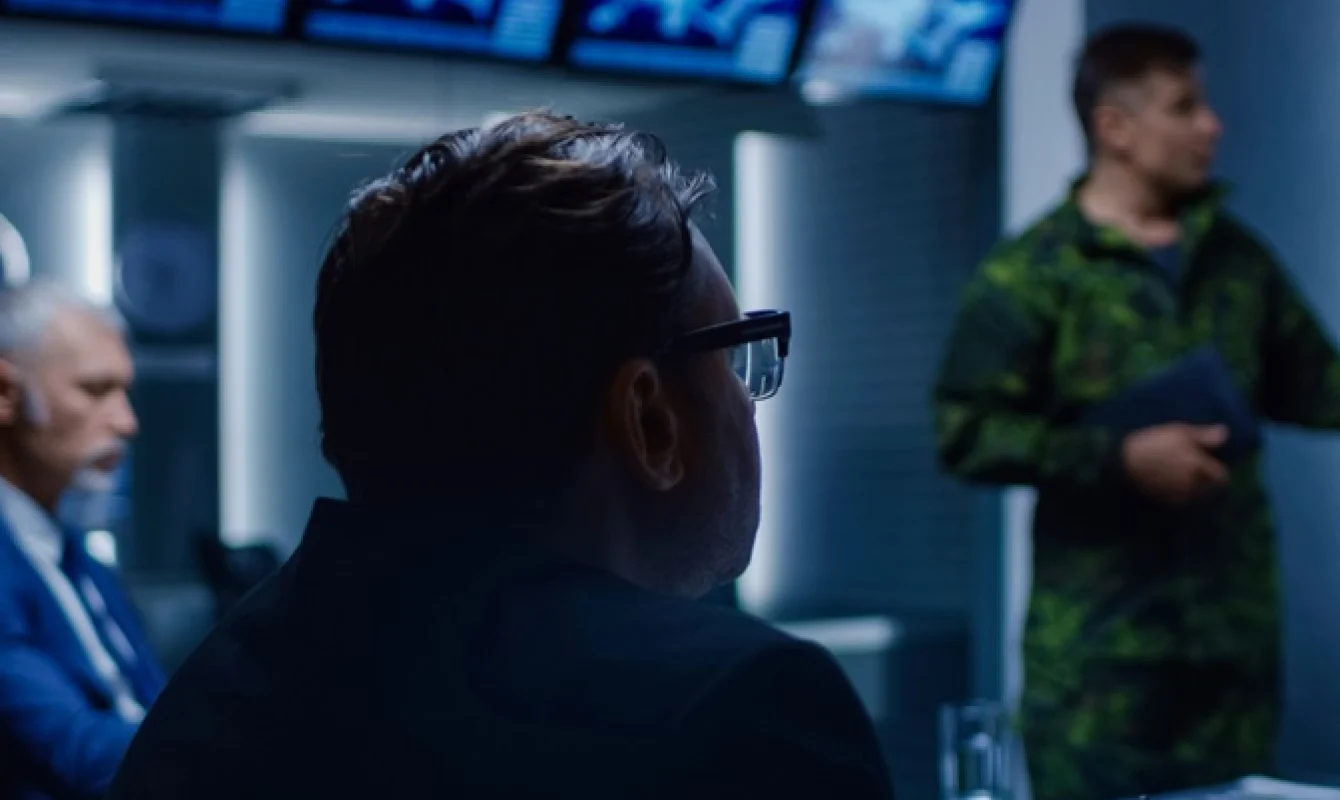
[0,478,144,723]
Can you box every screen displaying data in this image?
[2,0,289,34]
[566,0,804,85]
[795,0,1013,104]
[301,0,564,61]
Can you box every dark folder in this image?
[1080,346,1262,460]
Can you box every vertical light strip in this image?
[733,131,789,616]
[75,138,114,302]
[0,214,31,286]
[219,134,259,545]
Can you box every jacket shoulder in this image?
[999,200,1079,252]
[480,569,805,731]
[957,204,1079,320]
[1209,211,1278,261]
[977,203,1081,283]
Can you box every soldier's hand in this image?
[1120,423,1230,505]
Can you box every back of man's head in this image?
[314,112,716,501]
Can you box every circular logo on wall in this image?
[0,214,31,288]
[114,222,216,336]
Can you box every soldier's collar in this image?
[1058,175,1231,256]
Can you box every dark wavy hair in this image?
[313,111,717,497]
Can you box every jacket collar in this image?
[1050,175,1230,260]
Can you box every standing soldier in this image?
[934,23,1340,800]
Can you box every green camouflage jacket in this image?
[933,183,1340,796]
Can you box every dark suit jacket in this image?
[109,499,896,799]
[0,517,164,800]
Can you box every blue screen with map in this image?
[3,0,289,33]
[794,0,1013,104]
[301,0,563,61]
[566,0,804,84]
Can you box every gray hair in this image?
[0,280,125,361]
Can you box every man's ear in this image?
[1092,102,1133,153]
[603,358,685,493]
[0,360,20,426]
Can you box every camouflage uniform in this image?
[933,183,1340,800]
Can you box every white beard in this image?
[21,383,126,532]
[56,464,120,532]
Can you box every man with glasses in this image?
[108,112,896,799]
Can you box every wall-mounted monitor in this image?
[300,0,564,62]
[565,0,805,85]
[2,0,290,34]
[794,0,1013,105]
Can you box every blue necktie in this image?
[60,535,158,707]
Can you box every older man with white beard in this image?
[0,281,162,800]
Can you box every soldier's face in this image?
[1101,67,1222,195]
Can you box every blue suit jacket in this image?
[0,515,164,800]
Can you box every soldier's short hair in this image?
[1073,23,1201,149]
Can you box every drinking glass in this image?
[939,700,1012,800]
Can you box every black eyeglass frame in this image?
[658,309,792,359]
